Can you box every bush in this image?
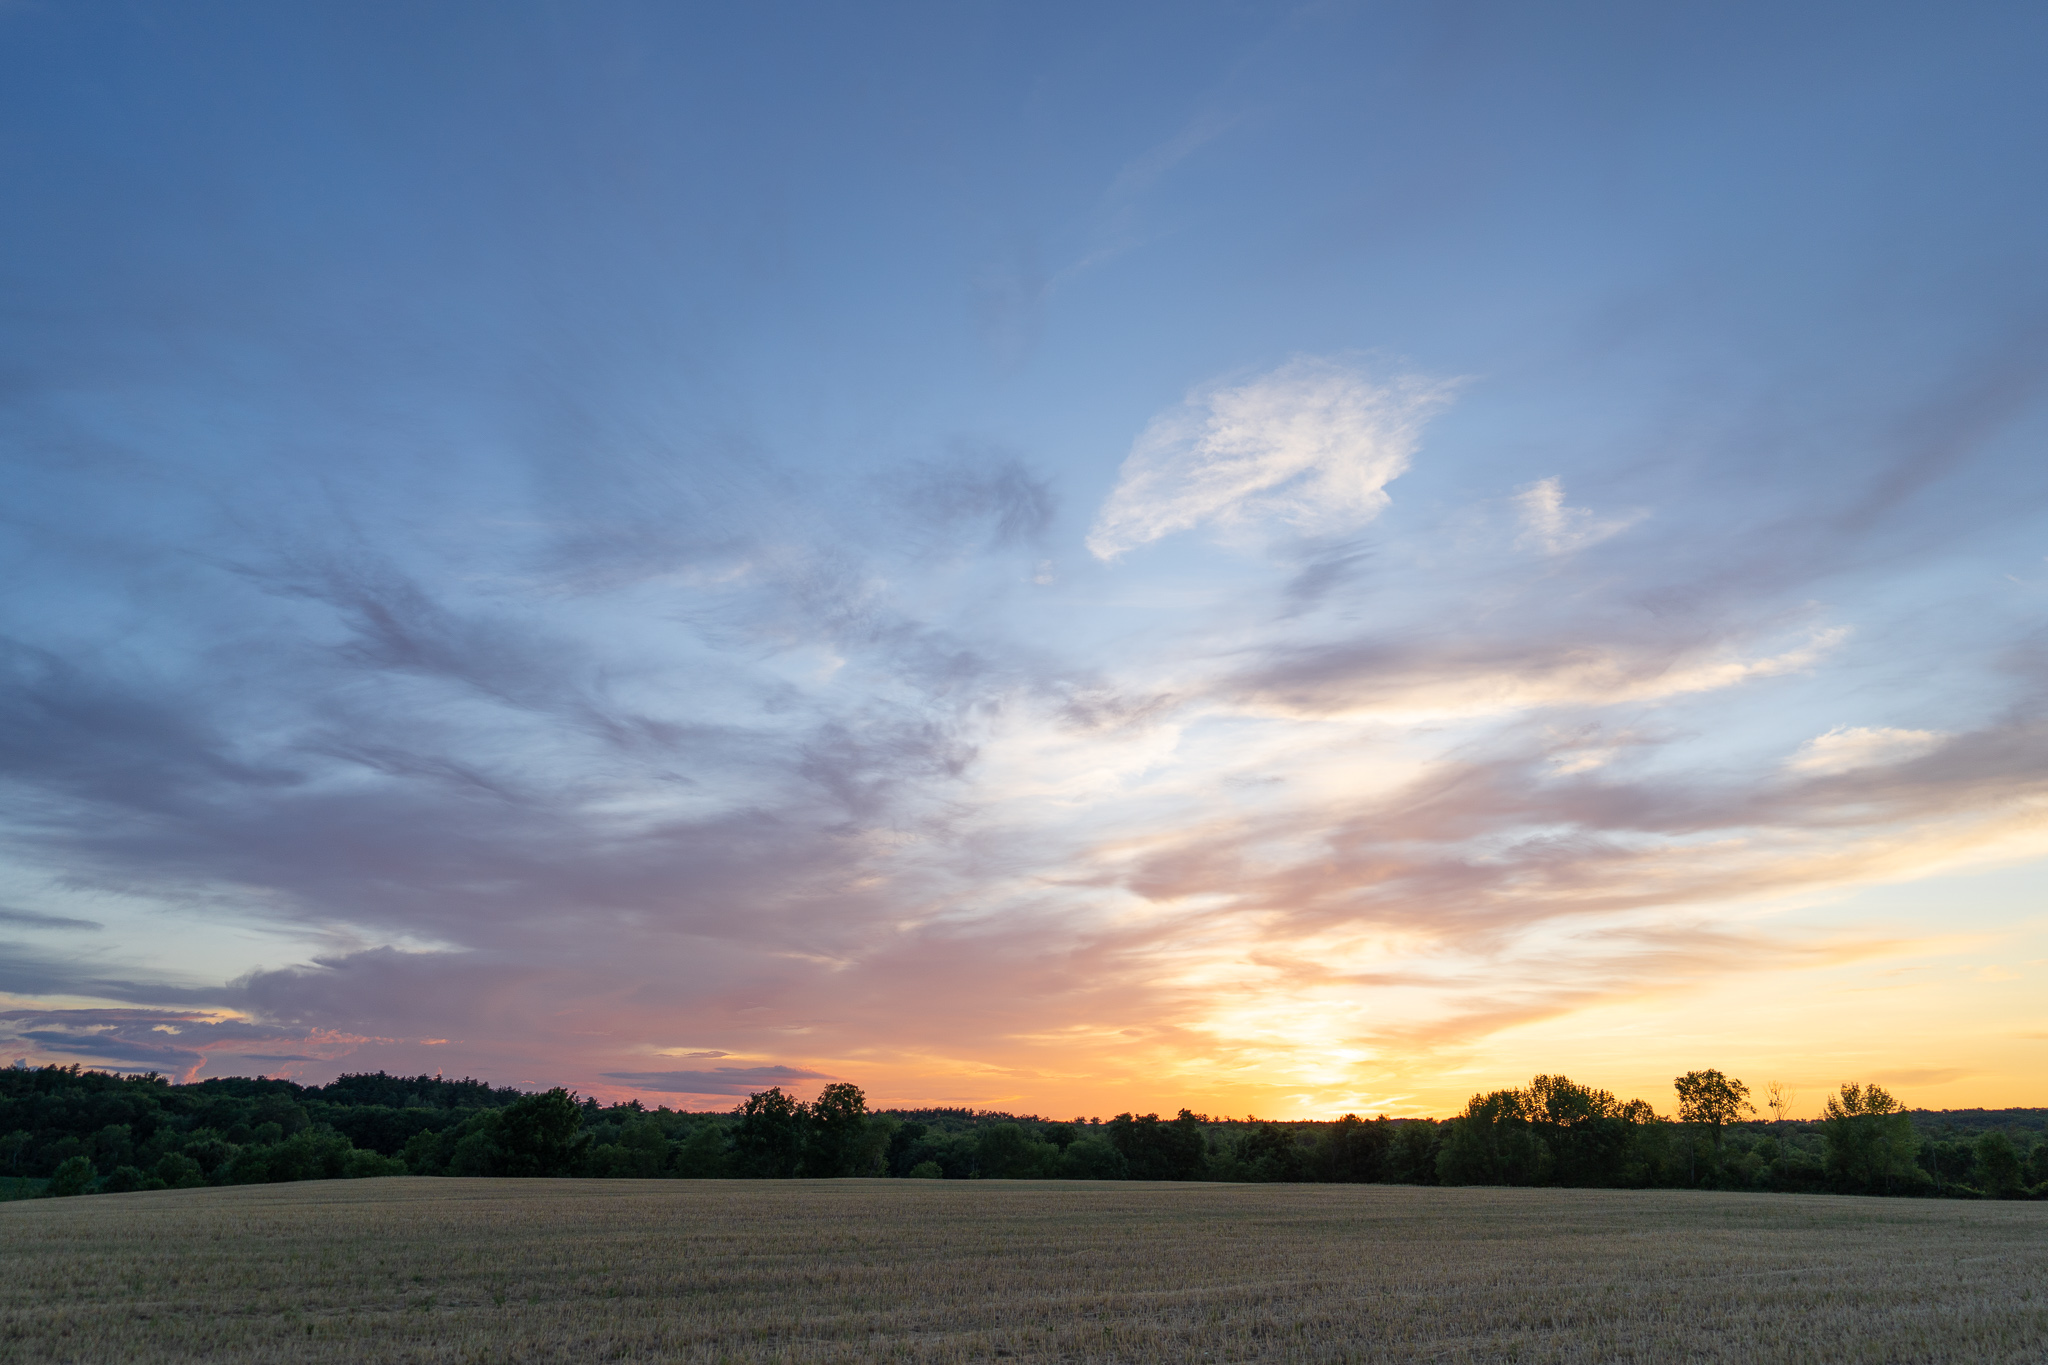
[102,1165,166,1193]
[343,1147,405,1178]
[906,1161,943,1179]
[49,1155,95,1197]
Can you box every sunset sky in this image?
[4,3,2046,1119]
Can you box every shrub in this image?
[49,1155,95,1197]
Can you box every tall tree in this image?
[1673,1071,1752,1147]
[491,1088,590,1177]
[1106,1110,1208,1180]
[730,1087,807,1178]
[1436,1089,1546,1186]
[805,1083,870,1178]
[1764,1081,1795,1123]
[1821,1083,1920,1195]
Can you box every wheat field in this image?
[2,1178,2042,1363]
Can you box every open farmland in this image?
[2,1179,2043,1364]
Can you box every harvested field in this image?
[2,1178,2043,1363]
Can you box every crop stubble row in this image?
[2,1177,2043,1363]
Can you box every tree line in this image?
[4,1062,2043,1200]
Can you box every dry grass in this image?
[2,1178,2043,1363]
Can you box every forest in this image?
[4,1062,2043,1201]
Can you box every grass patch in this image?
[2,1177,2044,1362]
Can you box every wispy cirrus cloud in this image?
[1087,357,1458,559]
[1514,477,1647,556]
[0,906,102,931]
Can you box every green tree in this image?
[1436,1089,1545,1186]
[1055,1136,1127,1180]
[1386,1121,1441,1184]
[1821,1082,1920,1195]
[1312,1115,1391,1183]
[102,1165,165,1193]
[1525,1076,1637,1188]
[2027,1137,2048,1191]
[673,1121,730,1178]
[730,1087,807,1178]
[1674,1070,1752,1186]
[1975,1131,2025,1199]
[179,1132,236,1180]
[976,1122,1056,1178]
[805,1083,870,1178]
[849,1113,897,1178]
[493,1089,588,1177]
[89,1123,135,1175]
[1106,1110,1208,1180]
[1673,1071,1752,1146]
[1229,1123,1308,1182]
[49,1154,95,1197]
[588,1117,668,1178]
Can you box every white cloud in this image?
[1087,357,1457,560]
[1788,726,1946,776]
[1514,476,1646,555]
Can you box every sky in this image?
[2,1,2046,1120]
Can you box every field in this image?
[2,1179,2044,1363]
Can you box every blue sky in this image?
[3,1,2046,1115]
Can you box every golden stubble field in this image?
[2,1178,2043,1364]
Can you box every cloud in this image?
[1787,726,1946,775]
[1,263,2044,1120]
[1870,1067,1972,1087]
[877,448,1057,555]
[1087,357,1457,559]
[600,1065,831,1096]
[1229,625,1848,720]
[0,1008,382,1081]
[0,906,102,931]
[1514,477,1647,555]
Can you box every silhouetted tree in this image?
[1312,1115,1390,1183]
[731,1087,807,1178]
[673,1120,730,1178]
[1976,1132,2024,1199]
[1056,1135,1128,1179]
[1107,1110,1208,1180]
[1674,1071,1752,1146]
[1386,1121,1441,1184]
[976,1122,1056,1178]
[1214,1122,1303,1182]
[805,1083,870,1178]
[1821,1082,1920,1195]
[1674,1069,1751,1185]
[494,1088,590,1177]
[1437,1089,1545,1186]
